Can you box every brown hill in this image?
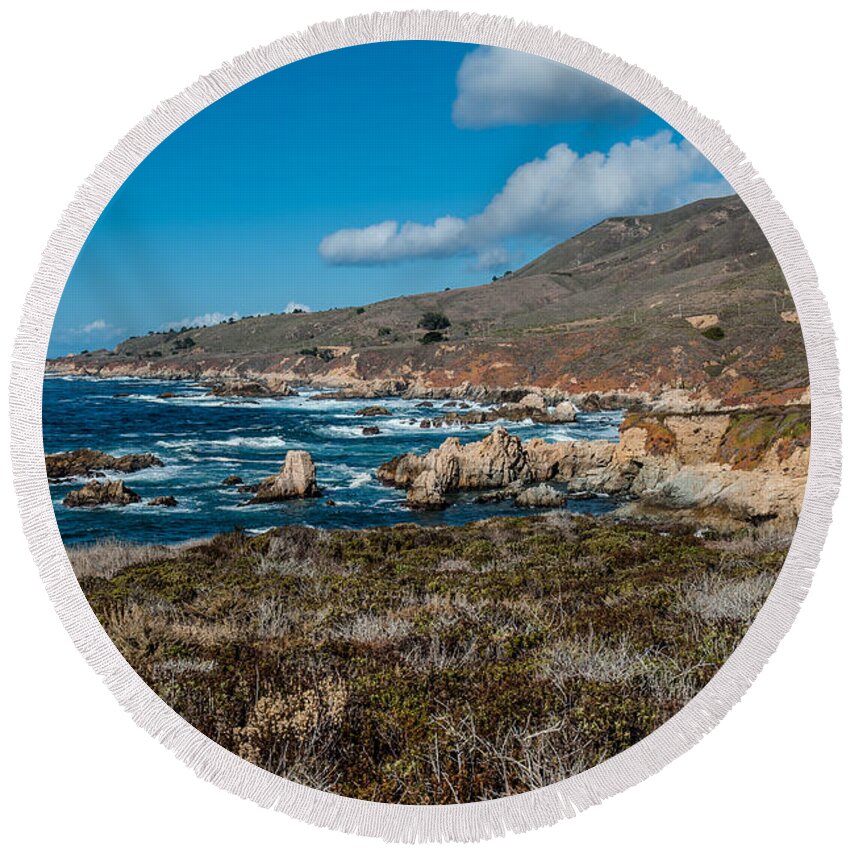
[48,195,808,407]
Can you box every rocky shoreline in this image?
[48,396,809,527]
[377,408,809,524]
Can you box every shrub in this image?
[420,331,445,344]
[418,311,451,331]
[701,326,725,341]
[377,327,393,337]
[355,306,365,315]
[172,336,196,351]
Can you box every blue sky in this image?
[49,40,730,357]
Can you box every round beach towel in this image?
[10,11,840,842]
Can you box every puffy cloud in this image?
[161,311,240,331]
[319,217,467,266]
[284,301,311,313]
[82,319,108,333]
[318,132,730,268]
[452,46,641,129]
[63,319,123,339]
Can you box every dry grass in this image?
[68,537,195,579]
[675,571,776,622]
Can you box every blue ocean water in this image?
[43,376,623,545]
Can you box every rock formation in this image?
[46,449,163,482]
[355,405,391,417]
[380,427,534,509]
[63,480,141,507]
[206,378,294,398]
[515,483,567,508]
[250,451,321,502]
[148,495,178,507]
[379,408,809,523]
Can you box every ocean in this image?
[43,375,623,546]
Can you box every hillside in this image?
[48,195,808,407]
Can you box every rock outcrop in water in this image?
[148,495,178,507]
[380,427,534,509]
[63,480,141,507]
[205,378,295,398]
[379,408,810,523]
[355,405,391,417]
[46,449,163,482]
[250,450,321,502]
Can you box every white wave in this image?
[348,471,374,489]
[155,435,286,451]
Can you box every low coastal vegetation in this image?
[73,513,789,803]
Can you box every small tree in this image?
[420,331,445,344]
[418,311,451,331]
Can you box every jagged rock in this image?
[362,426,380,436]
[415,401,434,408]
[46,449,163,482]
[515,484,567,508]
[148,495,177,507]
[383,427,534,507]
[250,451,321,502]
[552,400,578,422]
[221,475,243,485]
[63,480,141,508]
[406,469,448,509]
[206,379,294,398]
[419,419,432,429]
[237,483,260,494]
[355,405,391,417]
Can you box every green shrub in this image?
[418,311,451,331]
[420,331,445,344]
[701,326,725,341]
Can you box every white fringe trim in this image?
[8,10,841,843]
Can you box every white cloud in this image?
[284,301,311,314]
[318,132,731,268]
[82,319,108,333]
[160,311,240,331]
[63,318,123,339]
[452,46,641,129]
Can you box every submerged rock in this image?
[362,426,380,436]
[250,450,321,502]
[221,475,243,485]
[46,449,163,482]
[148,495,178,507]
[63,480,141,508]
